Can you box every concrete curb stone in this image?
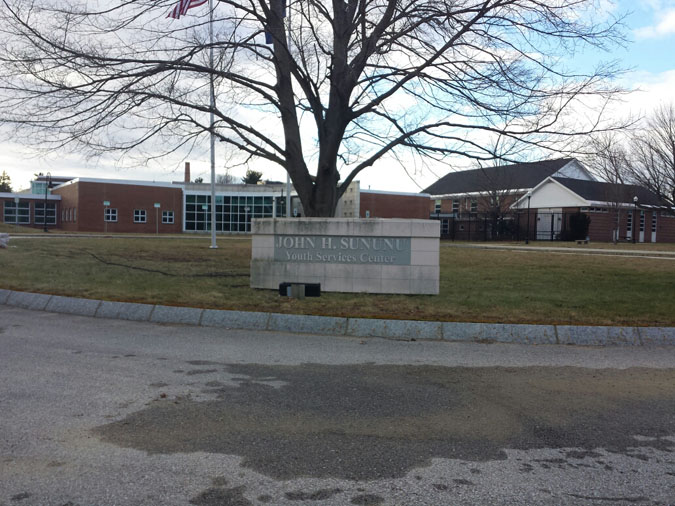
[109,301,154,322]
[7,291,52,311]
[441,322,557,344]
[2,290,675,346]
[638,327,675,346]
[95,301,127,319]
[45,295,101,317]
[201,309,270,330]
[557,325,642,346]
[268,313,348,336]
[441,322,482,341]
[606,326,641,346]
[557,326,608,346]
[150,305,203,326]
[347,318,441,340]
[480,323,558,345]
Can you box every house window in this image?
[162,210,174,224]
[104,208,118,222]
[652,213,657,232]
[134,209,147,223]
[470,200,478,213]
[452,200,459,214]
[73,208,77,223]
[639,211,645,232]
[4,201,30,224]
[434,199,441,213]
[34,202,57,225]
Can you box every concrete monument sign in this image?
[251,218,439,294]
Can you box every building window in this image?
[452,200,459,214]
[3,201,30,224]
[626,211,632,234]
[639,211,645,232]
[184,193,279,232]
[441,219,450,235]
[134,209,147,223]
[652,213,657,232]
[34,202,57,225]
[434,199,441,213]
[73,208,77,223]
[104,208,118,222]
[162,210,174,224]
[470,200,478,213]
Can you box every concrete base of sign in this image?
[251,218,440,294]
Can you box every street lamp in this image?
[633,196,638,244]
[42,172,51,233]
[14,196,20,231]
[525,192,532,244]
[154,203,161,235]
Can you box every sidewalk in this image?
[2,289,674,347]
[445,242,675,259]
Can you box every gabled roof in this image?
[423,158,577,196]
[552,177,665,207]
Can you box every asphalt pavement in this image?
[1,305,674,505]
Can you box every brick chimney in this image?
[184,162,191,183]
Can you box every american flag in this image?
[167,0,207,19]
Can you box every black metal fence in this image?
[431,211,581,242]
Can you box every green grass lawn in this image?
[1,236,674,326]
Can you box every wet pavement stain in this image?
[185,369,219,376]
[284,488,342,501]
[93,364,675,481]
[350,494,384,505]
[189,486,251,506]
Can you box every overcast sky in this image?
[3,0,675,194]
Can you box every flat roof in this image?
[54,178,177,189]
[0,192,61,200]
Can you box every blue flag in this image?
[265,0,286,44]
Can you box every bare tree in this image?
[583,132,631,242]
[216,171,236,184]
[629,104,675,209]
[0,0,627,216]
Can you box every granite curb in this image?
[2,290,675,346]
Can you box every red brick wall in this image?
[53,182,183,233]
[55,183,79,232]
[360,192,430,219]
[562,207,675,243]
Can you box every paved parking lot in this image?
[1,305,675,505]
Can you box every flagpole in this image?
[285,0,292,219]
[208,0,217,248]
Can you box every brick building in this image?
[512,177,675,243]
[53,179,183,234]
[424,158,593,217]
[1,192,61,230]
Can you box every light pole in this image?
[154,203,161,235]
[633,196,638,244]
[103,200,110,234]
[42,172,51,233]
[14,196,19,231]
[525,192,531,244]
